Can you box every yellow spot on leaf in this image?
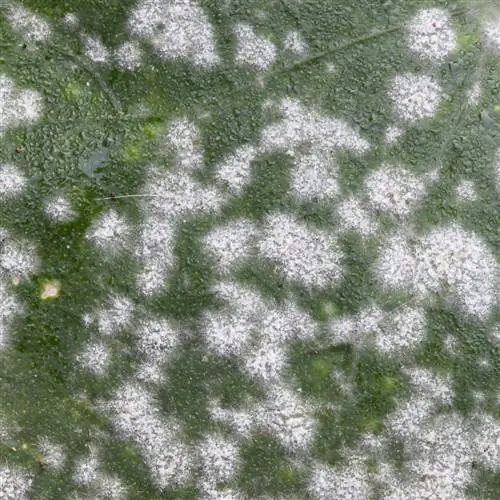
[41,280,61,300]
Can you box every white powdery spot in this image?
[134,317,179,364]
[6,3,51,43]
[94,473,127,499]
[83,35,109,63]
[283,30,307,56]
[405,367,454,405]
[63,12,79,29]
[384,125,404,144]
[0,465,33,499]
[455,179,477,202]
[390,73,443,122]
[258,212,342,289]
[467,81,482,106]
[483,17,500,52]
[291,149,340,202]
[37,437,66,470]
[198,435,239,486]
[72,445,100,486]
[234,24,277,71]
[209,404,254,438]
[96,295,134,336]
[375,306,426,355]
[472,414,500,471]
[0,164,26,198]
[114,41,142,70]
[0,280,22,349]
[407,8,456,62]
[0,239,38,277]
[86,209,132,253]
[129,0,219,67]
[257,385,315,452]
[336,197,378,237]
[166,118,204,172]
[77,341,111,376]
[203,219,258,275]
[260,98,370,154]
[365,164,427,217]
[243,340,287,383]
[44,196,76,222]
[0,75,43,135]
[308,461,372,499]
[105,382,194,489]
[214,144,257,194]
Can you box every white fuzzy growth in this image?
[106,382,193,489]
[93,473,128,499]
[407,9,456,62]
[467,81,482,106]
[37,437,66,470]
[77,341,111,376]
[198,435,239,486]
[259,212,342,289]
[203,219,258,275]
[129,0,220,67]
[365,164,427,217]
[63,13,79,28]
[484,17,500,52]
[166,118,204,172]
[0,75,43,135]
[375,306,426,355]
[0,280,22,349]
[214,144,257,194]
[291,149,340,202]
[390,73,443,122]
[115,41,142,70]
[96,295,134,336]
[472,414,500,471]
[83,35,109,63]
[44,196,76,222]
[0,465,33,499]
[384,125,404,144]
[0,164,26,198]
[261,98,370,154]
[209,404,254,438]
[405,367,454,405]
[86,209,132,253]
[336,197,378,237]
[134,317,179,364]
[257,385,315,451]
[234,24,277,71]
[72,449,100,486]
[0,238,38,277]
[308,461,372,499]
[283,30,307,56]
[243,340,287,383]
[6,3,51,43]
[455,179,477,202]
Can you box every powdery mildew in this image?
[214,145,257,195]
[86,209,132,254]
[76,341,111,376]
[258,212,342,289]
[5,2,51,43]
[234,24,277,71]
[0,465,33,499]
[455,179,477,202]
[0,280,22,349]
[95,295,135,337]
[114,41,142,71]
[0,164,26,198]
[483,16,500,52]
[406,8,456,62]
[0,237,38,277]
[390,73,443,122]
[37,436,66,470]
[44,196,77,222]
[0,75,43,136]
[128,0,220,67]
[283,30,307,56]
[83,35,109,63]
[336,197,379,237]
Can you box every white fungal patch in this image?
[258,212,342,289]
[128,0,220,67]
[6,3,51,43]
[72,448,100,486]
[234,24,277,71]
[0,164,26,199]
[0,75,43,136]
[77,341,111,376]
[261,98,370,154]
[283,30,307,56]
[384,125,404,144]
[336,197,379,237]
[483,17,500,52]
[105,382,194,489]
[134,317,179,367]
[62,12,79,29]
[86,209,132,254]
[0,465,33,499]
[471,413,500,471]
[455,179,477,202]
[467,81,482,106]
[209,404,254,439]
[44,196,76,222]
[83,35,109,63]
[257,385,316,452]
[365,164,427,217]
[166,118,204,172]
[407,8,456,62]
[37,437,66,470]
[0,280,22,349]
[291,149,340,202]
[203,219,258,276]
[114,41,142,70]
[96,295,134,337]
[0,238,38,277]
[242,340,287,383]
[93,473,128,499]
[390,73,443,122]
[308,461,372,499]
[198,435,239,486]
[214,144,257,194]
